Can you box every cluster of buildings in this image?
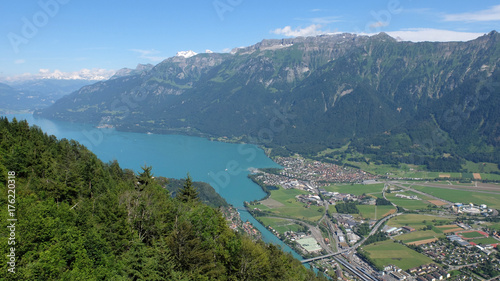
[452,203,493,215]
[295,194,323,206]
[447,234,472,247]
[274,156,377,185]
[222,207,261,240]
[335,215,361,247]
[241,221,261,238]
[295,190,377,207]
[419,237,497,268]
[383,264,450,281]
[382,225,416,236]
[279,230,323,254]
[253,172,308,190]
[344,229,361,245]
[410,264,450,281]
[281,230,308,241]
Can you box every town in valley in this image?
[245,156,500,280]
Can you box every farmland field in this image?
[387,214,453,230]
[355,205,397,220]
[411,186,500,209]
[435,225,464,233]
[251,187,324,222]
[361,240,433,270]
[489,223,500,231]
[385,191,434,210]
[407,238,438,246]
[397,230,444,243]
[256,217,304,234]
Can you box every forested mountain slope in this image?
[0,117,326,280]
[38,31,500,166]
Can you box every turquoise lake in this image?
[5,114,303,260]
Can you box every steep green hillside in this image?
[38,32,500,166]
[0,117,326,280]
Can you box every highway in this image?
[301,212,402,263]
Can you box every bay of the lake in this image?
[5,114,303,260]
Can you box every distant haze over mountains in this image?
[37,31,500,167]
[1,68,116,83]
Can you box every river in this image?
[4,114,304,261]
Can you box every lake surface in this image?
[5,114,303,260]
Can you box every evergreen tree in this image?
[176,174,199,203]
[137,164,155,190]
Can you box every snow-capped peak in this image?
[175,50,197,58]
[205,49,214,54]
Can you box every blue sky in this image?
[1,0,500,80]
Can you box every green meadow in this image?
[252,187,324,222]
[387,214,453,230]
[361,240,433,270]
[355,205,397,220]
[411,186,500,209]
[385,191,435,210]
[256,217,304,235]
[396,230,444,243]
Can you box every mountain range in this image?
[0,79,99,113]
[37,31,500,169]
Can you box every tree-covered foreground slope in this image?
[0,117,326,280]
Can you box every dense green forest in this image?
[0,117,326,280]
[334,202,359,214]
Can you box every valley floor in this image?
[246,155,500,280]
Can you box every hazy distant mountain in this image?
[38,31,500,167]
[0,79,98,113]
[3,68,115,82]
[109,64,154,80]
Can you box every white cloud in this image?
[271,24,329,37]
[443,5,500,22]
[385,28,485,42]
[130,49,165,62]
[14,59,26,64]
